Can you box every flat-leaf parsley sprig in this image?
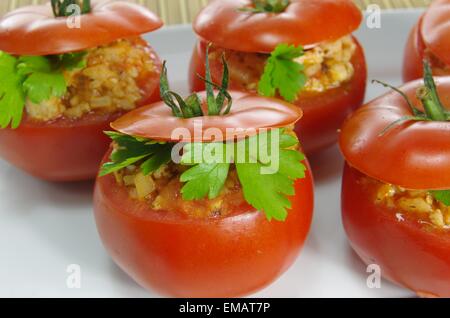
[0,51,87,129]
[258,43,307,103]
[101,47,307,221]
[180,129,306,221]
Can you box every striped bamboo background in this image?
[0,0,432,24]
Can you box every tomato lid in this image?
[0,0,163,56]
[111,91,303,142]
[193,0,362,53]
[339,77,450,190]
[421,0,450,66]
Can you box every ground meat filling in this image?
[376,182,450,229]
[114,163,247,219]
[26,38,157,121]
[209,35,357,96]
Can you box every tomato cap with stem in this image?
[339,60,450,190]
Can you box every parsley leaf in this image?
[180,163,231,200]
[258,43,306,103]
[99,132,173,177]
[179,129,307,221]
[58,52,88,70]
[0,50,87,128]
[0,52,25,129]
[235,130,306,221]
[431,190,450,206]
[18,56,67,104]
[141,144,173,175]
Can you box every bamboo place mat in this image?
[0,0,433,24]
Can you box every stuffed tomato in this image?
[340,63,450,297]
[403,0,450,82]
[94,57,314,297]
[189,0,367,155]
[0,0,163,181]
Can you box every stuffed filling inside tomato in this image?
[22,38,159,123]
[360,174,450,230]
[108,126,299,219]
[208,36,357,97]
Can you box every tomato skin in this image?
[339,77,450,190]
[93,151,314,297]
[188,41,207,93]
[0,0,163,56]
[0,113,122,181]
[189,39,367,154]
[193,0,362,53]
[403,1,450,82]
[0,45,161,182]
[342,164,450,297]
[402,17,425,82]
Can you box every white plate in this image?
[0,10,423,298]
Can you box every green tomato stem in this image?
[51,0,91,17]
[419,61,448,121]
[417,87,447,121]
[241,0,290,13]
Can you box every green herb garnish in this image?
[0,53,26,129]
[258,43,307,103]
[99,132,173,177]
[431,190,450,207]
[373,60,450,135]
[180,163,231,200]
[180,129,305,221]
[240,0,290,13]
[100,47,307,221]
[0,51,87,129]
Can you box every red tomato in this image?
[403,0,450,82]
[94,150,314,297]
[189,39,367,154]
[94,90,314,296]
[0,0,163,56]
[339,77,450,297]
[190,0,366,154]
[342,164,450,298]
[193,0,362,53]
[339,78,450,190]
[0,43,162,182]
